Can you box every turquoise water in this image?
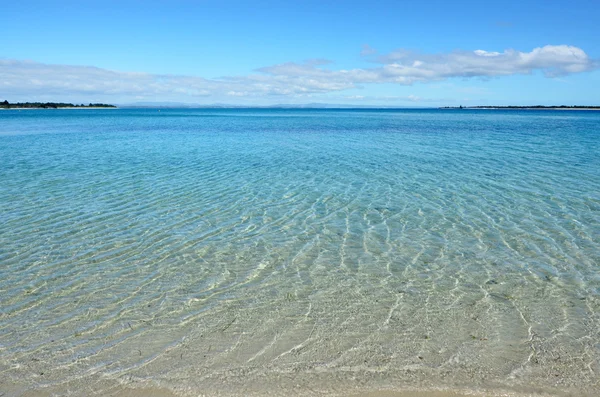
[1,109,599,396]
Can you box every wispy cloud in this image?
[360,44,377,56]
[1,45,596,103]
[0,59,214,99]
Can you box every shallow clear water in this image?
[1,108,599,396]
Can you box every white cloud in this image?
[0,45,596,103]
[474,50,501,57]
[226,91,249,97]
[375,45,596,80]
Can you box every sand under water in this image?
[1,109,598,396]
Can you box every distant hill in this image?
[119,102,426,109]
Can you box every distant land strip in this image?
[1,100,116,109]
[440,105,600,110]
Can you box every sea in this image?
[0,108,599,396]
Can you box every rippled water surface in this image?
[1,109,599,396]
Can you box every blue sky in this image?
[1,0,599,106]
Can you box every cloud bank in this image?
[1,45,596,103]
[374,45,595,81]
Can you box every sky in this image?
[1,0,599,106]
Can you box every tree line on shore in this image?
[1,100,116,109]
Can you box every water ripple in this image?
[1,109,599,396]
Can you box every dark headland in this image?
[0,100,116,109]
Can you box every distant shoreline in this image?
[440,106,600,110]
[0,107,118,110]
[2,104,599,111]
[0,101,117,110]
